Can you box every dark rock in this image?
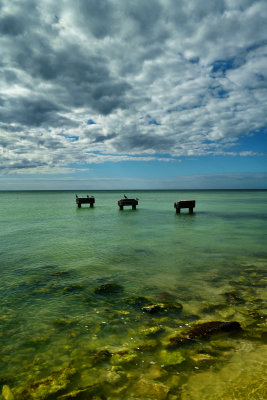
[134,339,159,351]
[94,283,123,296]
[126,296,152,309]
[142,302,183,314]
[169,321,242,346]
[92,349,112,365]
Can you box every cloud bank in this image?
[0,0,266,174]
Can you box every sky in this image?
[0,0,267,190]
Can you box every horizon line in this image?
[1,188,267,192]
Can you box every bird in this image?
[124,194,128,199]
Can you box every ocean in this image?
[0,190,266,399]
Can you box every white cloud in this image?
[0,0,266,174]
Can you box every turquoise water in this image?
[0,190,266,399]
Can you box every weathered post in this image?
[76,195,95,208]
[174,200,195,214]
[118,198,138,210]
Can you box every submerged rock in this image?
[142,302,183,314]
[143,365,167,380]
[92,349,112,365]
[126,296,152,309]
[169,321,242,346]
[94,283,123,296]
[134,339,159,351]
[17,366,76,399]
[134,379,170,400]
[190,353,214,363]
[141,326,164,337]
[180,344,267,400]
[111,350,137,365]
[159,350,185,367]
[116,310,130,316]
[104,368,124,385]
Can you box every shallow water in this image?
[0,190,266,399]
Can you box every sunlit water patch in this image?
[0,190,266,399]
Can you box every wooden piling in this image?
[118,198,138,210]
[76,195,95,208]
[174,200,195,214]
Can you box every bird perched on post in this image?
[124,194,128,199]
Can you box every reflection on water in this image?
[0,190,266,399]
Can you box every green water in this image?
[0,190,266,400]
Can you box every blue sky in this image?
[0,0,267,189]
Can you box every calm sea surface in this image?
[0,190,266,399]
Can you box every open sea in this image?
[0,190,266,400]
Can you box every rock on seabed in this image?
[133,379,170,400]
[94,283,123,296]
[142,302,183,314]
[169,321,241,346]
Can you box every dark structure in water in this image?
[76,195,95,208]
[174,200,195,214]
[118,198,138,210]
